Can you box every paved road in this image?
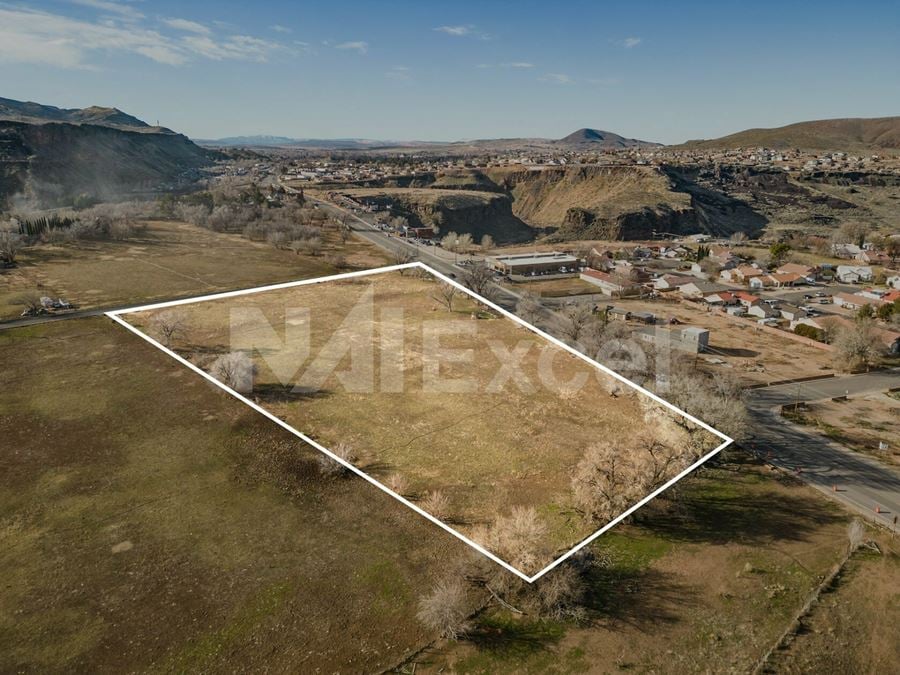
[747,369,900,528]
[0,306,112,331]
[305,194,534,315]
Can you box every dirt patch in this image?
[783,393,900,468]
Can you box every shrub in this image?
[416,579,471,639]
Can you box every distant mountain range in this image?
[680,116,900,152]
[0,97,216,209]
[193,135,423,150]
[196,127,662,151]
[555,128,661,149]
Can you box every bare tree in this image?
[150,310,187,348]
[441,232,460,252]
[480,234,495,252]
[663,361,750,442]
[455,233,474,254]
[515,292,543,325]
[12,291,43,314]
[460,261,495,299]
[729,232,749,244]
[557,303,595,344]
[833,319,882,372]
[571,441,642,523]
[534,562,587,621]
[208,351,257,394]
[0,229,22,265]
[393,246,417,272]
[432,282,460,312]
[477,506,548,573]
[416,578,472,639]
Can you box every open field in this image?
[0,219,388,320]
[2,315,895,673]
[506,276,600,298]
[767,536,900,673]
[783,392,900,468]
[125,268,724,576]
[606,296,835,385]
[0,318,471,672]
[410,455,890,674]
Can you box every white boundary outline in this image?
[106,261,732,583]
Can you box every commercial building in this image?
[489,252,580,276]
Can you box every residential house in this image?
[653,274,694,291]
[635,325,710,354]
[775,262,818,282]
[833,292,872,310]
[835,265,873,284]
[580,269,641,296]
[778,303,808,322]
[832,243,862,259]
[749,273,802,289]
[855,249,890,266]
[746,303,780,320]
[734,291,761,308]
[720,264,764,284]
[704,291,739,306]
[679,280,729,299]
[606,307,631,321]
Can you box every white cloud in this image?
[539,73,573,84]
[501,62,534,68]
[182,34,284,62]
[163,18,210,35]
[623,37,642,48]
[270,24,292,34]
[0,7,185,67]
[434,24,490,39]
[70,0,144,21]
[335,41,368,54]
[0,7,287,68]
[434,24,471,36]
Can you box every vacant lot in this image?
[0,318,469,672]
[126,269,723,576]
[784,392,900,468]
[609,296,835,385]
[0,219,387,319]
[768,538,900,673]
[3,319,893,673]
[413,457,891,674]
[506,276,600,298]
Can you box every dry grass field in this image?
[125,269,724,576]
[413,459,900,674]
[607,296,835,385]
[0,318,471,672]
[3,319,894,673]
[767,537,900,673]
[0,219,388,319]
[507,276,600,298]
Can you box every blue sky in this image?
[1,0,899,143]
